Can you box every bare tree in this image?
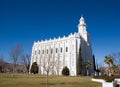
[54,53,60,75]
[110,52,120,66]
[96,61,106,75]
[21,53,31,73]
[40,49,55,84]
[0,55,5,73]
[109,52,120,74]
[9,44,22,76]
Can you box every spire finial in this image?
[81,14,83,17]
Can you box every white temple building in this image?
[30,16,94,76]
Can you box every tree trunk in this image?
[12,64,16,77]
[46,71,48,85]
[108,64,111,76]
[87,69,89,76]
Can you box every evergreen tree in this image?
[77,47,82,75]
[62,66,69,76]
[30,62,38,74]
[93,55,96,71]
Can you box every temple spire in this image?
[78,16,88,41]
[78,16,87,33]
[81,14,83,17]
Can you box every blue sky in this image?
[0,0,120,64]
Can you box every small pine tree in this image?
[77,47,82,75]
[30,62,38,74]
[62,66,69,76]
[93,55,96,71]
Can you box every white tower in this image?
[77,16,94,75]
[78,16,88,42]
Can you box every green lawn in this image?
[0,73,101,87]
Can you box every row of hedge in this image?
[93,75,120,82]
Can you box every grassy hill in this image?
[0,73,101,87]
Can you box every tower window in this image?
[35,51,36,55]
[66,47,68,52]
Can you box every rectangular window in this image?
[51,49,53,54]
[47,49,48,54]
[39,50,40,54]
[43,50,44,54]
[61,47,62,53]
[56,48,58,53]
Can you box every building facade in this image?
[30,16,94,76]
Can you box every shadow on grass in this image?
[40,83,55,85]
[39,82,80,85]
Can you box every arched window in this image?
[43,50,44,54]
[39,50,40,54]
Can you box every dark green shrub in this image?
[104,76,114,82]
[62,66,69,76]
[30,62,38,74]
